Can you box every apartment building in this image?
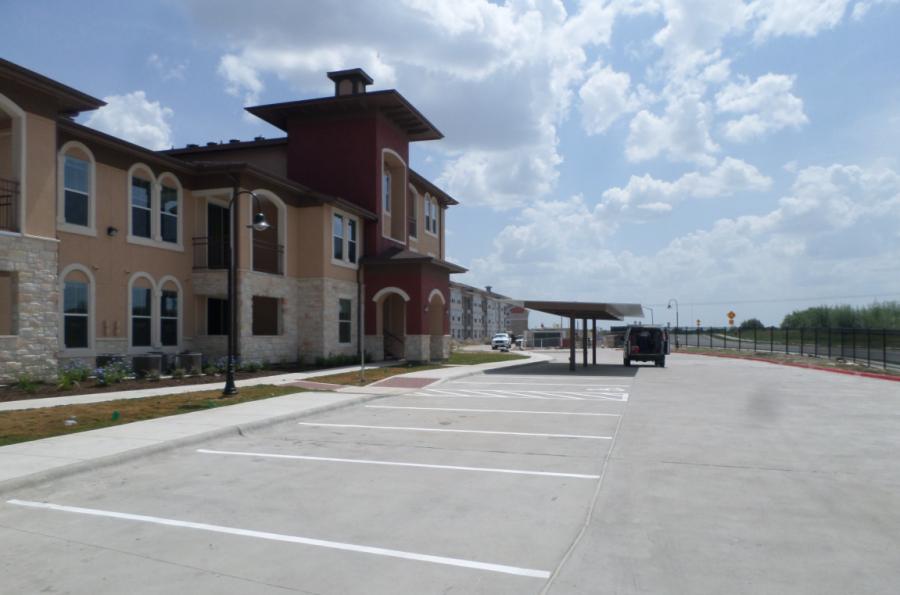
[0,60,464,381]
[449,282,518,340]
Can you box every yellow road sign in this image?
[727,311,736,319]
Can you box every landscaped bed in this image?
[312,363,445,386]
[0,385,309,447]
[447,352,529,365]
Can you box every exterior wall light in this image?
[424,306,429,312]
[107,226,118,236]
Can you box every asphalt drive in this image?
[2,349,899,594]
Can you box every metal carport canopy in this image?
[507,300,645,371]
[507,300,644,321]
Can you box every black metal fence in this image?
[671,327,900,370]
[193,236,229,270]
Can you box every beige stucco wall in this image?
[24,112,58,239]
[58,160,197,359]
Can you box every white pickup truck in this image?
[491,333,511,350]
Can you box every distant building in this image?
[449,282,518,340]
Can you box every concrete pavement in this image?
[0,352,549,495]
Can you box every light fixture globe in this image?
[249,213,270,232]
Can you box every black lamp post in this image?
[223,190,270,396]
[668,299,679,348]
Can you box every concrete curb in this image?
[677,351,900,382]
[0,393,387,497]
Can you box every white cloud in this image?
[852,0,900,19]
[625,95,719,165]
[716,73,808,141]
[750,0,852,40]
[218,54,264,106]
[465,161,900,302]
[147,54,187,80]
[601,157,772,220]
[578,62,641,135]
[83,92,174,151]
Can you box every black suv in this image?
[623,325,670,367]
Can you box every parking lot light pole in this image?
[668,299,679,347]
[223,190,270,396]
[646,307,654,324]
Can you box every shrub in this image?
[61,359,92,382]
[739,318,765,330]
[147,369,162,382]
[241,360,263,373]
[203,364,218,376]
[296,354,305,368]
[16,374,39,394]
[189,366,202,376]
[314,356,327,368]
[95,362,132,387]
[261,358,271,370]
[171,367,186,379]
[279,357,289,369]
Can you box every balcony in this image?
[0,178,20,232]
[193,236,284,275]
[193,236,230,270]
[252,238,284,275]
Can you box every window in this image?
[383,171,391,214]
[131,287,152,347]
[332,209,361,268]
[339,298,352,343]
[160,289,178,346]
[207,298,229,336]
[63,281,89,349]
[160,185,178,244]
[425,200,431,235]
[333,213,344,261]
[409,189,418,240]
[347,219,357,264]
[132,177,152,238]
[64,156,90,227]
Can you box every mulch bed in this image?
[0,368,306,404]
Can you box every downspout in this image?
[357,261,365,381]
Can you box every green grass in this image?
[0,385,309,447]
[448,352,528,365]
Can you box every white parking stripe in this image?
[367,405,621,417]
[298,422,611,440]
[197,449,600,479]
[7,500,551,578]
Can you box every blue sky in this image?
[3,0,899,329]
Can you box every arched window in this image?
[127,165,184,251]
[408,186,418,241]
[381,149,407,243]
[127,273,182,353]
[57,141,97,236]
[58,264,95,356]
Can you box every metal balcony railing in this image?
[252,238,284,275]
[193,236,229,270]
[0,178,20,233]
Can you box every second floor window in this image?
[64,157,90,227]
[132,178,152,238]
[333,214,344,260]
[160,185,178,244]
[347,219,357,264]
[332,210,360,267]
[383,171,391,214]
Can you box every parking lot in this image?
[3,350,900,594]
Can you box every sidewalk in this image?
[0,353,550,495]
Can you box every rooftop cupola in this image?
[327,68,374,96]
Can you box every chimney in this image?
[485,286,492,294]
[327,68,374,96]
